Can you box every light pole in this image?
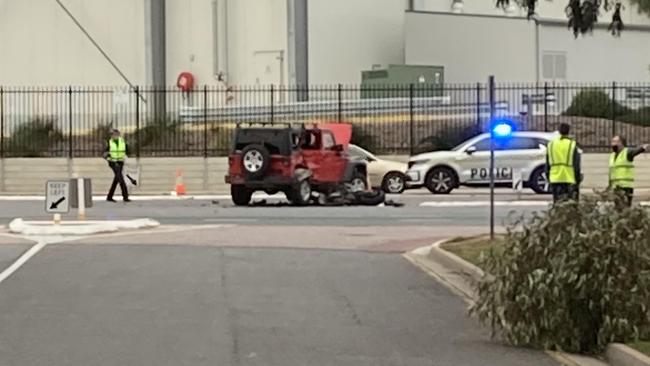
[489,76,496,240]
[487,76,514,240]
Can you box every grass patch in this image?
[440,235,504,267]
[627,341,650,356]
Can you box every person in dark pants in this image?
[609,135,647,207]
[546,123,581,203]
[102,129,131,202]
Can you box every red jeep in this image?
[225,122,368,206]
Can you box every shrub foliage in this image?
[471,192,650,354]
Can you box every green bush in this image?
[7,118,64,157]
[471,192,650,354]
[133,118,179,149]
[618,107,650,127]
[416,124,481,153]
[565,88,631,119]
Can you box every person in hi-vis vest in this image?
[609,135,647,206]
[546,123,582,203]
[102,129,131,202]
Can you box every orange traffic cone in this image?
[174,169,187,196]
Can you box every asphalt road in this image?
[0,190,560,365]
[0,243,557,366]
[0,192,548,227]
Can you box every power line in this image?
[54,0,146,102]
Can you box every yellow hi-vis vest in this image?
[547,137,577,184]
[108,138,126,162]
[609,148,635,189]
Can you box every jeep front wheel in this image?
[231,185,253,206]
[289,179,312,206]
[425,167,457,194]
[345,171,368,193]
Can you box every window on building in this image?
[542,52,567,80]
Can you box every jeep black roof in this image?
[233,124,304,155]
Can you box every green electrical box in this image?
[361,64,444,98]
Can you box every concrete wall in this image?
[404,11,650,83]
[1,155,650,195]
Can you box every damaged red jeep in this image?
[225,122,372,206]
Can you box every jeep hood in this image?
[320,123,352,147]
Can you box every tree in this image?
[495,0,650,37]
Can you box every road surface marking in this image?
[419,201,550,207]
[0,241,46,284]
[204,218,259,223]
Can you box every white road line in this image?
[0,194,282,201]
[0,241,46,284]
[419,201,550,207]
[203,218,258,222]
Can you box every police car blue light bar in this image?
[490,119,515,138]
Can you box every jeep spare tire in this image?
[241,144,270,179]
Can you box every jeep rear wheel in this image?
[231,185,253,206]
[241,144,270,179]
[345,172,368,193]
[425,167,457,194]
[290,179,312,206]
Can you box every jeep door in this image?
[316,131,347,183]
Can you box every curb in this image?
[407,238,646,366]
[8,218,160,235]
[607,344,650,366]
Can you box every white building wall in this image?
[415,0,650,25]
[0,0,145,86]
[1,0,648,87]
[538,23,650,82]
[404,12,537,83]
[307,0,408,85]
[404,11,650,83]
[166,0,288,87]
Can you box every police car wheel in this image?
[425,167,457,194]
[529,167,551,194]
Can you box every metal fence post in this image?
[476,82,481,130]
[488,76,496,240]
[270,84,275,123]
[409,84,415,156]
[68,86,73,159]
[135,86,141,158]
[612,81,617,136]
[203,85,208,158]
[337,83,343,122]
[544,82,549,132]
[0,87,4,158]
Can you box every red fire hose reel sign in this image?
[176,72,195,92]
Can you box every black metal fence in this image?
[1,82,649,157]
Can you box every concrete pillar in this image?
[145,0,167,120]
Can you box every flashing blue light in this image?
[490,120,515,139]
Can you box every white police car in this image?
[406,131,558,194]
